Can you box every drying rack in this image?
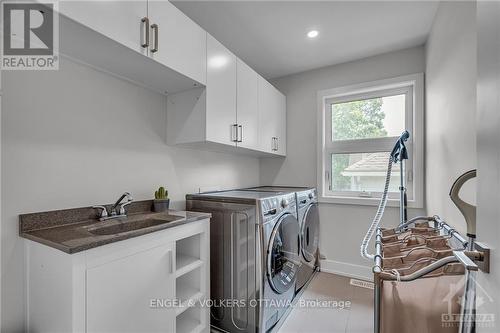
[372,214,490,333]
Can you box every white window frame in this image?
[316,73,424,207]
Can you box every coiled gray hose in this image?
[360,155,394,261]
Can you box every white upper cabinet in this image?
[58,1,286,156]
[59,1,149,56]
[258,78,275,153]
[148,1,207,85]
[258,77,286,156]
[206,34,237,146]
[58,0,206,85]
[236,59,260,150]
[167,47,286,156]
[277,94,287,155]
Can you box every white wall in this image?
[0,68,2,331]
[477,1,500,330]
[1,58,260,331]
[425,1,477,236]
[262,46,426,279]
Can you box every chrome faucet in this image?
[111,192,133,215]
[93,192,133,221]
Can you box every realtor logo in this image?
[1,1,59,70]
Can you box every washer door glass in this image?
[301,203,319,262]
[267,214,300,294]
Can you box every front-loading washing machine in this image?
[186,190,300,332]
[240,186,320,293]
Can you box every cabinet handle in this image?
[237,125,243,143]
[168,249,173,274]
[150,23,159,53]
[141,17,149,48]
[272,137,278,151]
[231,124,238,142]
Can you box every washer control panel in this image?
[281,198,289,208]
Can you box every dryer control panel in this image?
[296,189,317,210]
[261,193,297,223]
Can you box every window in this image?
[317,74,424,207]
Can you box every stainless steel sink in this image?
[86,216,182,236]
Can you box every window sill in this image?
[318,195,422,208]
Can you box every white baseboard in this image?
[320,259,373,281]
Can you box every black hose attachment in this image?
[390,130,410,163]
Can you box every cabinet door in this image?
[86,243,175,333]
[236,59,259,150]
[148,1,207,84]
[258,77,280,153]
[276,92,287,156]
[206,34,237,146]
[59,1,148,56]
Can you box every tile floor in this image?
[277,272,374,333]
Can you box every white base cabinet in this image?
[26,219,210,333]
[86,243,175,332]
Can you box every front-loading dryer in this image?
[294,188,319,292]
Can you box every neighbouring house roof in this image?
[341,152,401,177]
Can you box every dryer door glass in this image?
[267,214,300,294]
[301,203,319,262]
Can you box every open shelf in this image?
[176,267,203,316]
[176,254,203,278]
[175,290,204,316]
[176,233,202,277]
[174,232,206,332]
[176,306,204,333]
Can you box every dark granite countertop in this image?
[19,200,211,254]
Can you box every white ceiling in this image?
[172,1,439,79]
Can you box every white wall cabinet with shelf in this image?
[167,35,286,157]
[56,0,206,93]
[205,34,238,146]
[25,219,210,333]
[54,0,286,156]
[165,34,238,149]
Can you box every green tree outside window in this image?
[331,98,387,190]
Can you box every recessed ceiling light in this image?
[208,55,228,69]
[307,30,319,38]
